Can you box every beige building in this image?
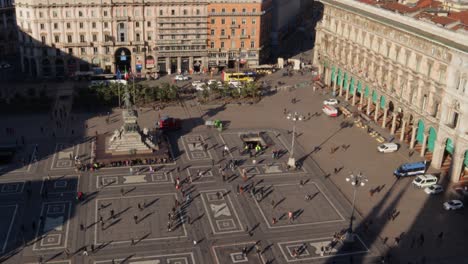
[0,0,17,61]
[313,0,468,182]
[15,0,209,77]
[14,0,278,78]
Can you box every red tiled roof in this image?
[451,23,468,31]
[381,2,420,14]
[416,0,442,8]
[430,15,457,26]
[357,0,379,5]
[448,10,468,24]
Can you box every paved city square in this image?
[1,72,467,264]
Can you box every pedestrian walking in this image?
[80,223,84,231]
[299,180,304,187]
[288,211,294,222]
[419,233,425,246]
[437,231,444,240]
[138,203,142,210]
[134,215,138,224]
[110,209,115,218]
[91,244,95,252]
[272,217,277,225]
[271,200,275,208]
[120,188,124,196]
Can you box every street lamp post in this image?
[286,112,303,169]
[344,172,368,243]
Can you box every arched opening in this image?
[181,57,190,74]
[416,120,425,145]
[462,150,468,180]
[92,57,101,68]
[343,72,349,99]
[23,58,30,75]
[193,59,202,73]
[79,58,90,72]
[115,48,131,73]
[31,60,37,77]
[330,66,336,87]
[440,138,454,174]
[349,77,355,98]
[170,58,177,74]
[67,59,77,77]
[41,58,51,77]
[55,59,65,77]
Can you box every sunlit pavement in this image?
[0,73,466,264]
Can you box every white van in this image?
[412,174,438,188]
[377,143,399,153]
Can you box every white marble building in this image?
[313,0,468,182]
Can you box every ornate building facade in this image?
[14,0,272,78]
[313,0,468,182]
[0,0,17,60]
[207,0,272,70]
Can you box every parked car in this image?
[157,116,181,130]
[0,62,11,69]
[191,80,204,88]
[229,81,242,88]
[175,75,190,81]
[424,184,444,195]
[323,98,339,105]
[412,174,438,188]
[207,79,222,86]
[443,200,464,210]
[377,143,399,153]
[322,105,338,117]
[195,83,208,91]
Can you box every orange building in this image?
[207,0,272,71]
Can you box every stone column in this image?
[390,113,398,134]
[410,125,417,149]
[333,75,337,95]
[431,138,445,170]
[366,97,372,116]
[165,57,170,74]
[399,118,407,142]
[374,102,380,122]
[177,57,182,74]
[359,91,364,111]
[420,133,428,157]
[345,82,350,100]
[189,56,194,73]
[338,78,344,97]
[352,89,357,106]
[381,107,388,128]
[450,148,466,183]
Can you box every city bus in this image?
[394,161,427,178]
[221,72,255,83]
[251,64,277,75]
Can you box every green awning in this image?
[331,66,336,82]
[364,85,370,97]
[446,138,454,154]
[343,73,349,90]
[337,69,342,85]
[380,95,386,109]
[350,78,355,95]
[357,81,363,94]
[372,90,378,103]
[416,120,425,144]
[428,127,437,152]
